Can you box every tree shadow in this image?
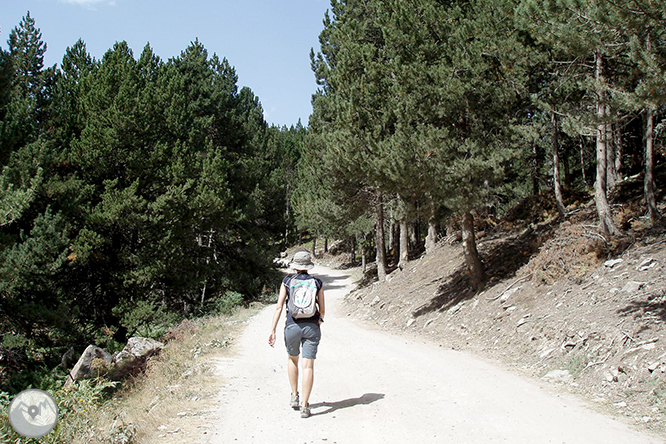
[277,268,351,292]
[412,227,549,318]
[309,393,385,416]
[316,272,352,291]
[411,267,475,317]
[617,289,666,322]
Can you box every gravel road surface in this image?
[205,266,663,444]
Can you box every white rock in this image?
[500,286,521,302]
[517,314,531,327]
[604,259,624,268]
[637,258,656,271]
[540,348,556,359]
[622,281,645,293]
[448,301,465,314]
[542,369,574,383]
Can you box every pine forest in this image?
[1,0,665,396]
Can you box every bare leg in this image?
[287,355,299,396]
[301,358,315,406]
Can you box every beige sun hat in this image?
[289,251,315,270]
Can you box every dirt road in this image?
[205,266,663,443]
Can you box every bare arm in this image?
[268,282,288,347]
[317,286,325,324]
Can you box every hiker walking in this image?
[268,251,325,418]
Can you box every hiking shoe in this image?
[290,393,299,410]
[300,404,311,418]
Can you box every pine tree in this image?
[310,0,395,280]
[517,0,628,237]
[616,1,666,222]
[48,39,95,149]
[307,0,533,289]
[0,47,11,134]
[402,0,527,290]
[0,12,49,165]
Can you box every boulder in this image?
[274,252,290,268]
[109,337,164,380]
[66,345,113,386]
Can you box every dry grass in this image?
[526,220,605,285]
[70,303,263,444]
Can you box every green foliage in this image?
[0,13,298,391]
[0,165,42,227]
[112,299,179,339]
[210,290,245,315]
[303,0,530,244]
[2,0,665,416]
[0,12,49,164]
[302,0,665,245]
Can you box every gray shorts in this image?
[284,322,321,359]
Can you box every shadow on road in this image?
[313,269,353,292]
[276,267,352,293]
[309,393,385,416]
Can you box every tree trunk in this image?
[563,141,571,191]
[552,112,566,215]
[615,123,623,182]
[387,219,395,263]
[606,111,618,192]
[532,141,540,196]
[412,200,422,248]
[362,247,367,273]
[399,220,409,269]
[391,221,400,265]
[461,211,485,292]
[312,236,317,257]
[580,137,588,186]
[284,184,291,243]
[375,192,388,281]
[645,106,658,222]
[350,237,356,266]
[412,218,421,248]
[425,200,438,253]
[594,51,621,237]
[425,220,438,254]
[324,238,329,254]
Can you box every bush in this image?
[112,299,180,339]
[212,291,245,315]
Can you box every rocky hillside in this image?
[340,189,666,437]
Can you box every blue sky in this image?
[1,0,331,128]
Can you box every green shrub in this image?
[213,290,244,315]
[112,299,179,339]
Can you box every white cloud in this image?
[59,0,116,7]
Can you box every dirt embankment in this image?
[342,208,666,437]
